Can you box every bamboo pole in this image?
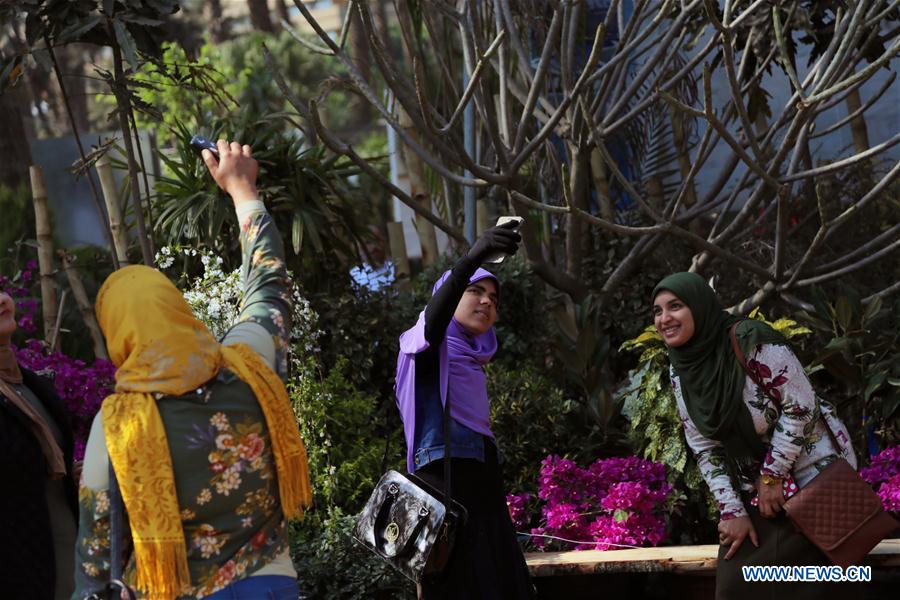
[387,221,411,289]
[48,289,67,353]
[59,251,109,360]
[30,166,59,342]
[95,156,130,266]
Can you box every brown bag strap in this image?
[729,321,842,451]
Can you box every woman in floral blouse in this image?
[73,140,311,599]
[652,272,857,599]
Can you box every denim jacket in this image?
[411,375,486,470]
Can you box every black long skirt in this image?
[716,501,866,599]
[414,441,535,600]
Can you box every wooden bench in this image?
[525,539,900,599]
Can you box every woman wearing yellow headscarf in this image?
[73,140,311,599]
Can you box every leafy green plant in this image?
[152,117,373,287]
[290,508,414,599]
[289,355,404,512]
[487,363,594,495]
[0,185,35,258]
[798,288,900,450]
[618,309,812,541]
[116,33,353,147]
[552,293,626,450]
[287,353,411,598]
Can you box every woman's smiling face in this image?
[453,278,498,336]
[0,292,16,345]
[653,290,695,347]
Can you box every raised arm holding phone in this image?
[73,140,311,600]
[394,220,535,599]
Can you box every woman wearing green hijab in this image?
[652,272,858,599]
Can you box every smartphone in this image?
[190,135,218,159]
[483,215,524,264]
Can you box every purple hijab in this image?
[395,268,499,471]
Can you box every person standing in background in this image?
[0,290,78,599]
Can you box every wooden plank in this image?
[526,539,900,577]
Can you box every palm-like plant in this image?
[153,115,374,285]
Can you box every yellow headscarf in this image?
[95,265,311,598]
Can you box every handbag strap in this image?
[441,384,452,509]
[728,322,841,451]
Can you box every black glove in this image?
[466,220,522,264]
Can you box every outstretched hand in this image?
[202,139,259,205]
[466,220,522,264]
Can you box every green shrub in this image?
[288,352,411,597]
[290,508,414,599]
[798,289,900,451]
[488,362,602,495]
[289,354,405,512]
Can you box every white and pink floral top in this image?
[672,343,857,520]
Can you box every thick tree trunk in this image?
[669,105,696,208]
[347,2,373,129]
[96,156,130,266]
[0,86,33,190]
[565,144,590,278]
[247,0,275,33]
[206,0,230,43]
[589,146,615,222]
[275,0,291,25]
[372,0,392,52]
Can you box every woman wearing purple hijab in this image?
[395,222,534,599]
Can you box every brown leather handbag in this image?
[730,323,899,568]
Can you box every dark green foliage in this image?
[1,0,179,93]
[290,355,405,512]
[798,288,900,450]
[290,509,414,599]
[618,325,717,542]
[550,293,627,451]
[153,116,374,287]
[488,362,594,495]
[0,185,34,258]
[287,351,411,598]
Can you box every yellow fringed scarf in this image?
[96,265,311,598]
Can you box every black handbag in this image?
[353,391,467,583]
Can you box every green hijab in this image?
[652,272,787,460]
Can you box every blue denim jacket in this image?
[411,375,485,471]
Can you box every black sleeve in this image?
[423,255,480,347]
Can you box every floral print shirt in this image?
[672,343,857,520]
[74,206,294,597]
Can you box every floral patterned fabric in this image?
[673,343,856,520]
[74,208,295,598]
